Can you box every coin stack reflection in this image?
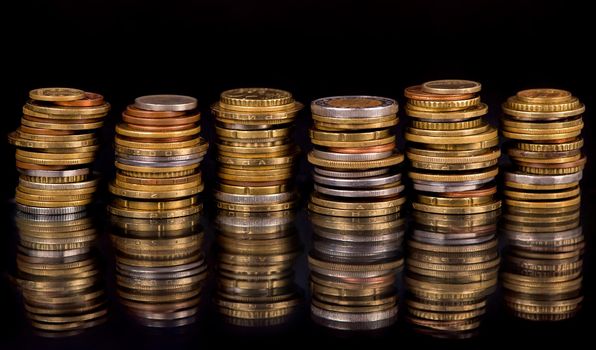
[8,88,109,215]
[405,209,500,338]
[307,96,405,330]
[108,95,207,219]
[212,88,302,213]
[109,213,207,327]
[214,210,301,326]
[15,210,107,337]
[500,89,585,321]
[309,213,405,330]
[404,80,500,215]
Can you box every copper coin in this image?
[54,92,105,107]
[18,125,75,136]
[15,160,67,170]
[442,185,497,198]
[540,137,579,144]
[117,135,194,143]
[125,105,186,118]
[328,142,395,154]
[126,123,196,132]
[122,112,200,126]
[220,179,289,186]
[404,85,475,101]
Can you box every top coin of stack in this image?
[108,95,208,219]
[212,88,303,212]
[8,88,109,214]
[404,80,501,215]
[308,96,405,218]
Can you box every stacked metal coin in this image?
[405,209,500,338]
[8,88,109,214]
[404,80,500,215]
[212,88,303,213]
[308,96,405,219]
[109,213,207,327]
[308,213,405,330]
[214,210,301,326]
[500,88,585,321]
[501,207,583,321]
[108,95,207,219]
[15,210,107,337]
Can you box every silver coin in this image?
[134,94,197,111]
[16,203,87,215]
[311,304,398,322]
[311,96,398,118]
[118,264,207,280]
[116,152,202,162]
[15,210,88,222]
[311,312,397,331]
[134,315,197,328]
[412,229,495,241]
[132,308,200,321]
[215,215,294,227]
[116,157,202,167]
[314,227,405,243]
[214,191,295,204]
[314,183,404,198]
[312,149,393,162]
[313,172,401,188]
[504,171,583,185]
[117,259,204,274]
[314,241,401,257]
[504,226,582,242]
[314,167,390,178]
[17,168,89,177]
[18,177,98,190]
[411,234,495,245]
[310,265,396,279]
[18,246,90,258]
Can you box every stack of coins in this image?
[15,211,107,337]
[308,213,405,330]
[404,80,500,215]
[308,96,405,218]
[211,88,302,213]
[405,209,500,338]
[214,210,301,326]
[108,95,207,219]
[500,88,585,321]
[8,88,109,214]
[109,213,207,327]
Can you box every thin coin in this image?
[516,89,572,104]
[421,80,482,95]
[54,92,105,107]
[405,85,475,101]
[134,95,197,112]
[311,96,398,118]
[29,88,85,102]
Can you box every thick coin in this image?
[134,95,197,111]
[516,89,572,104]
[311,96,398,118]
[405,85,475,101]
[54,92,105,107]
[220,88,293,107]
[29,88,85,102]
[421,80,481,95]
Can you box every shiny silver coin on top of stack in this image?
[308,96,405,219]
[15,210,107,337]
[108,95,207,220]
[212,88,303,213]
[405,209,500,338]
[109,213,207,328]
[8,88,109,215]
[214,210,302,327]
[308,213,406,330]
[404,80,501,215]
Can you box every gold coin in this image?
[220,88,294,107]
[15,197,92,208]
[216,126,291,139]
[502,103,584,119]
[308,202,403,217]
[16,149,96,160]
[16,188,92,202]
[114,177,201,191]
[109,182,203,199]
[311,135,395,148]
[111,197,199,210]
[511,154,581,164]
[421,137,498,150]
[421,79,482,95]
[314,119,398,131]
[405,127,497,144]
[408,167,498,182]
[504,195,580,209]
[114,136,201,149]
[29,87,85,102]
[20,117,103,131]
[506,96,581,112]
[516,89,572,104]
[502,129,581,140]
[410,158,498,171]
[218,183,290,195]
[116,124,200,139]
[115,161,198,174]
[15,154,95,166]
[407,147,489,158]
[407,148,500,164]
[308,152,404,170]
[16,130,95,142]
[415,194,494,207]
[25,101,111,116]
[114,141,208,157]
[216,201,296,212]
[407,96,481,110]
[411,118,483,130]
[217,154,296,168]
[312,113,397,124]
[518,165,584,175]
[310,128,391,141]
[18,185,96,196]
[412,200,501,214]
[217,143,292,154]
[406,103,488,120]
[504,181,578,191]
[310,193,405,210]
[8,132,98,149]
[407,123,489,137]
[501,116,582,129]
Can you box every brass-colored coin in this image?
[416,193,495,207]
[412,200,501,214]
[217,154,296,168]
[218,183,290,195]
[505,96,581,112]
[516,89,572,104]
[217,143,292,154]
[216,201,297,212]
[218,138,287,147]
[15,197,92,208]
[410,159,498,171]
[504,195,580,209]
[411,118,483,130]
[504,181,578,191]
[406,103,488,121]
[512,154,581,164]
[216,126,291,139]
[115,136,200,149]
[515,138,583,152]
[405,127,497,144]
[407,96,481,110]
[407,122,489,137]
[405,85,476,101]
[16,129,95,142]
[407,146,489,158]
[16,154,95,166]
[115,161,198,174]
[25,101,111,116]
[116,124,200,139]
[308,202,403,217]
[502,129,581,140]
[314,119,398,131]
[408,167,498,182]
[220,88,294,107]
[311,135,395,148]
[310,192,405,210]
[420,137,498,151]
[308,152,404,170]
[29,88,85,102]
[109,182,203,199]
[20,116,104,131]
[310,128,391,142]
[16,149,96,160]
[502,103,585,120]
[421,80,482,95]
[115,172,200,186]
[518,165,584,175]
[501,116,582,129]
[8,132,98,149]
[18,185,96,196]
[312,113,397,124]
[407,148,500,164]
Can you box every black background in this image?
[1,1,594,349]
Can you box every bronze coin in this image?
[15,160,68,170]
[18,125,75,136]
[125,123,196,132]
[115,172,201,185]
[442,185,497,198]
[328,142,395,154]
[404,85,475,101]
[122,112,200,126]
[125,105,186,118]
[53,92,105,107]
[219,179,289,186]
[117,135,195,143]
[22,114,104,124]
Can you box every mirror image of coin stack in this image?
[405,210,500,338]
[214,210,302,326]
[108,213,207,327]
[14,211,107,337]
[8,88,109,215]
[403,80,501,337]
[212,88,302,213]
[307,96,405,330]
[108,95,207,219]
[500,89,585,321]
